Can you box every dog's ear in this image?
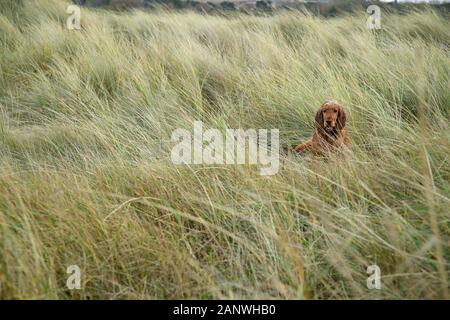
[315,107,324,129]
[337,106,346,129]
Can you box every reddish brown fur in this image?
[295,101,349,157]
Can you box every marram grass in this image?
[0,0,449,299]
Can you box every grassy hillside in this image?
[0,0,449,299]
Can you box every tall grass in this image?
[0,0,449,299]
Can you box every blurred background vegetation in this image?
[71,0,450,16]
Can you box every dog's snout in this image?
[326,119,332,125]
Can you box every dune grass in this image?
[0,0,449,299]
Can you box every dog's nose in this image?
[326,120,332,125]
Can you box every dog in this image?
[295,100,349,158]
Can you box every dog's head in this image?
[315,100,346,132]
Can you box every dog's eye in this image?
[333,109,338,113]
